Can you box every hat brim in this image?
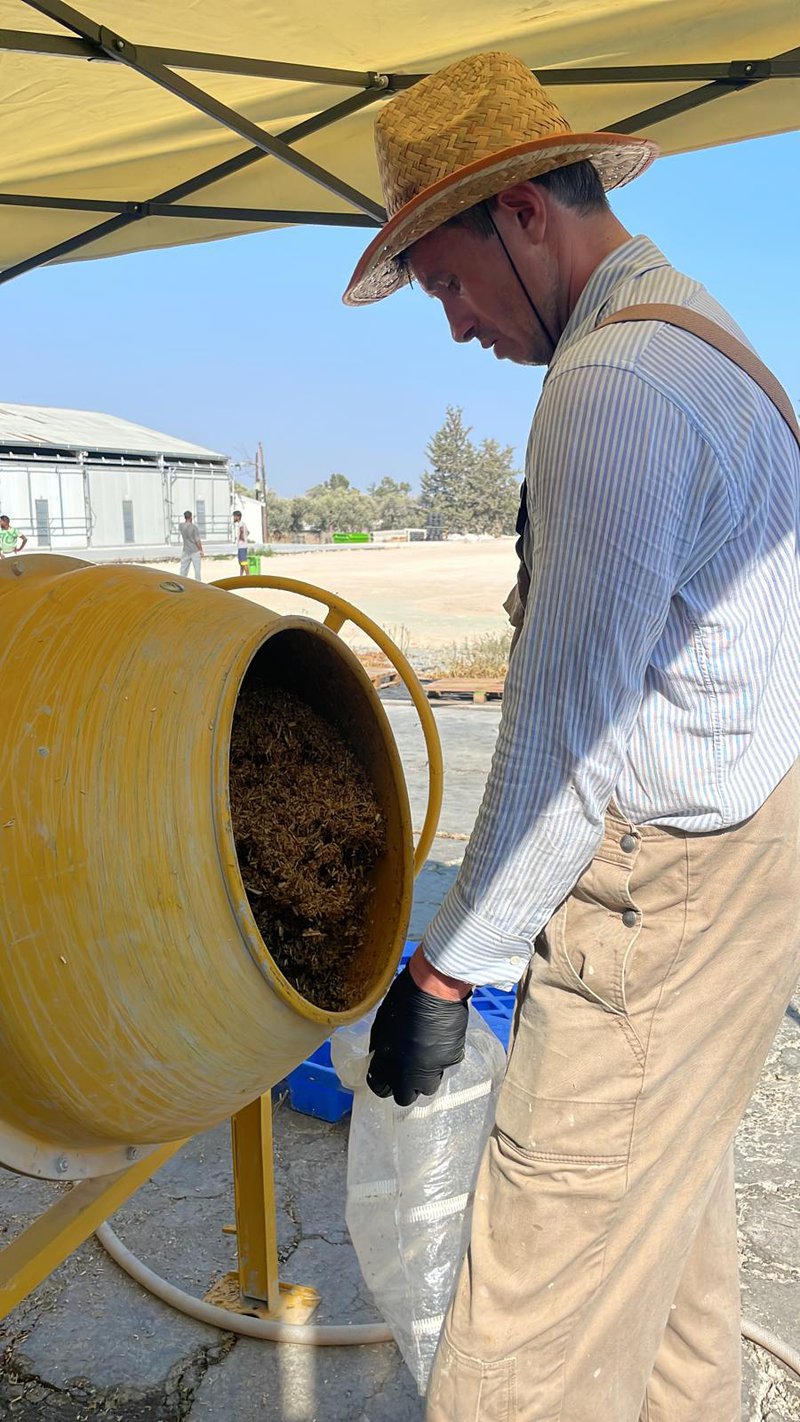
[343,131,658,306]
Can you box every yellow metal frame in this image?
[232,1095,279,1309]
[203,1096,320,1324]
[0,1142,185,1319]
[0,1101,315,1327]
[0,1104,317,1326]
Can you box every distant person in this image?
[0,515,27,557]
[178,510,203,580]
[233,510,250,577]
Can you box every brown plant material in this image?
[229,681,385,1011]
[432,629,512,679]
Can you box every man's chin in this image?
[494,343,543,368]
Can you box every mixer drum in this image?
[0,555,412,1180]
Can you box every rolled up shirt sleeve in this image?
[422,361,733,988]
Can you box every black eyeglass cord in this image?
[487,209,557,355]
[486,209,555,544]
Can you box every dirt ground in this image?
[146,539,517,660]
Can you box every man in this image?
[345,52,800,1422]
[0,514,27,557]
[178,510,203,580]
[233,509,250,576]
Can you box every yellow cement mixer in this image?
[0,552,442,1325]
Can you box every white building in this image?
[0,403,232,552]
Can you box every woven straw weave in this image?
[344,51,657,305]
[377,54,567,214]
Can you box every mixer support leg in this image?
[205,1094,320,1323]
[0,1141,185,1321]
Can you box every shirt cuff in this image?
[421,884,535,990]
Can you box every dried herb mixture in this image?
[230,682,385,1011]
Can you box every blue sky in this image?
[1,130,798,497]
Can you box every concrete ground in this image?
[1,700,798,1421]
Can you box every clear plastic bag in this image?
[330,1007,505,1393]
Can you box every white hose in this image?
[741,1317,800,1379]
[95,1225,799,1378]
[94,1223,392,1346]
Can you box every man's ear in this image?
[494,182,547,241]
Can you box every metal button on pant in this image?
[620,833,637,853]
[622,909,638,928]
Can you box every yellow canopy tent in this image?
[0,1,798,283]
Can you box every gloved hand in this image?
[367,966,471,1106]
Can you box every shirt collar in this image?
[551,235,671,366]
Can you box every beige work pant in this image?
[427,762,800,1422]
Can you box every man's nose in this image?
[443,296,476,345]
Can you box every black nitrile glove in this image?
[367,966,471,1107]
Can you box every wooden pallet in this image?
[424,677,505,703]
[358,657,400,690]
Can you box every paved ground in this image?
[1,700,798,1420]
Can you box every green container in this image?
[332,531,370,544]
[247,554,262,575]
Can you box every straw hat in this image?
[343,51,658,306]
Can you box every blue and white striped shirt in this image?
[423,236,800,989]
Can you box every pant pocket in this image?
[427,1332,517,1422]
[495,1085,634,1184]
[483,1087,632,1405]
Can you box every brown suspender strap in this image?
[509,302,798,629]
[598,303,800,450]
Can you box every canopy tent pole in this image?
[1,1,797,284]
[607,42,800,134]
[0,84,383,285]
[23,0,387,218]
[3,26,799,89]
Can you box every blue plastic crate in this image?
[276,1042,353,1123]
[281,944,516,1122]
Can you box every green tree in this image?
[368,476,422,530]
[303,473,376,533]
[307,471,352,497]
[420,407,519,534]
[420,406,475,530]
[262,489,293,536]
[288,496,311,533]
[460,437,520,535]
